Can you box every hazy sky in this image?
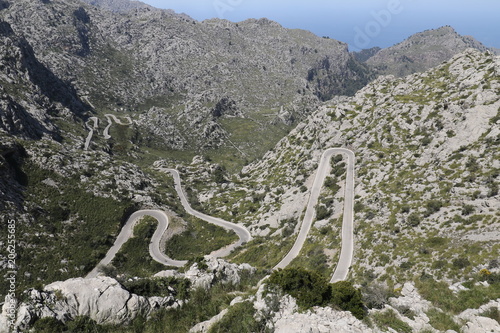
[140,0,500,51]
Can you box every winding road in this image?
[84,117,99,151]
[165,169,253,256]
[86,210,187,279]
[273,148,355,283]
[86,169,253,279]
[86,147,355,282]
[84,114,133,149]
[103,114,133,140]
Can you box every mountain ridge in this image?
[361,26,494,77]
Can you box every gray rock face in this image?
[182,256,255,289]
[0,0,371,150]
[0,19,86,139]
[0,258,255,332]
[253,284,373,333]
[0,276,180,332]
[80,0,152,13]
[366,26,492,77]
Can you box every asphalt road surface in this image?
[86,169,252,279]
[86,210,187,278]
[273,148,355,283]
[164,168,253,256]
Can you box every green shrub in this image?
[452,257,470,269]
[66,316,101,333]
[362,283,392,309]
[480,307,500,323]
[426,308,461,331]
[268,267,330,309]
[33,317,66,333]
[330,281,365,319]
[371,309,412,333]
[462,205,475,216]
[268,268,365,318]
[424,200,443,217]
[406,212,421,227]
[316,205,332,221]
[208,301,268,333]
[123,277,191,299]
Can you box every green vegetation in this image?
[268,267,365,319]
[165,216,238,260]
[230,237,294,269]
[122,277,191,299]
[416,276,500,314]
[2,160,134,295]
[371,309,412,333]
[426,308,461,331]
[111,217,166,277]
[208,301,269,333]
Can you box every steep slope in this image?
[0,20,88,139]
[365,26,491,77]
[0,0,372,160]
[174,48,500,332]
[195,49,499,285]
[80,0,152,12]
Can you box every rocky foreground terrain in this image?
[0,0,499,332]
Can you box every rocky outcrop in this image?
[253,284,373,333]
[0,19,87,139]
[179,256,255,290]
[0,276,181,333]
[365,26,493,77]
[459,299,500,333]
[0,257,255,332]
[80,0,153,13]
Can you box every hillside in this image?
[0,0,499,331]
[363,26,492,77]
[185,48,499,331]
[0,0,372,165]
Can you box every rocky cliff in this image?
[0,0,372,155]
[0,0,499,332]
[363,26,492,77]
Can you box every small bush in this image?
[424,200,443,217]
[208,301,268,333]
[406,212,421,227]
[33,317,66,333]
[66,316,100,333]
[330,281,365,319]
[461,204,475,216]
[426,308,461,331]
[362,283,392,309]
[315,205,332,221]
[268,267,330,309]
[123,277,191,299]
[452,257,470,269]
[372,309,412,333]
[480,307,500,323]
[268,268,365,319]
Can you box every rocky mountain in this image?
[362,26,492,77]
[181,48,499,332]
[1,0,499,331]
[0,0,372,160]
[206,48,499,277]
[80,0,152,12]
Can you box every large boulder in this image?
[183,256,255,289]
[0,276,180,332]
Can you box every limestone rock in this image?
[184,256,255,289]
[0,277,179,332]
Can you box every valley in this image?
[0,0,499,332]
